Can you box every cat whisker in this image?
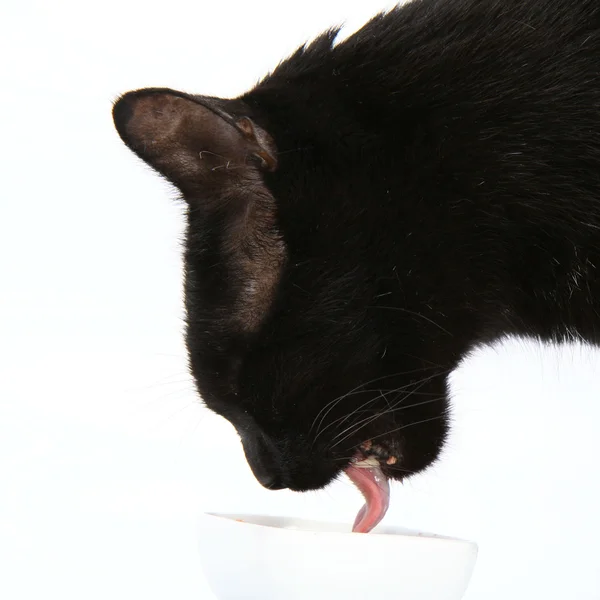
[365,415,449,446]
[320,368,449,453]
[319,386,445,435]
[368,305,453,337]
[308,365,440,438]
[198,150,226,160]
[325,376,441,451]
[276,146,313,156]
[312,389,390,448]
[382,463,419,476]
[312,367,448,447]
[312,383,414,447]
[329,389,391,429]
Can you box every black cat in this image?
[114,0,600,531]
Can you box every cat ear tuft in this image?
[112,88,277,190]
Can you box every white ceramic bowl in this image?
[197,513,478,600]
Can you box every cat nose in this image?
[240,430,287,490]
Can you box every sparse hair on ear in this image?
[113,87,286,334]
[112,88,277,193]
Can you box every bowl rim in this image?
[200,511,479,549]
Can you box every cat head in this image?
[112,34,455,493]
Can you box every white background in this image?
[2,0,600,598]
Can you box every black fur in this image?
[113,0,600,493]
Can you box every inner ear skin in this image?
[113,87,287,339]
[112,89,277,192]
[114,91,246,185]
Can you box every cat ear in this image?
[112,88,277,192]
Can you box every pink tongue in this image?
[345,462,390,533]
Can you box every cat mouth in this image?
[344,440,395,533]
